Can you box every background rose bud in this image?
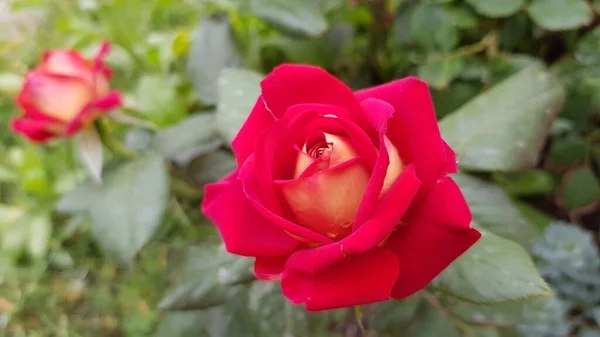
[11,41,122,143]
[202,64,481,311]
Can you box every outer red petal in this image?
[254,255,290,281]
[281,247,399,311]
[231,96,276,166]
[201,170,299,257]
[10,118,61,143]
[353,98,394,229]
[41,50,94,83]
[386,177,480,299]
[355,77,447,192]
[261,64,374,136]
[284,164,421,274]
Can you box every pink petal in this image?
[201,170,299,257]
[65,91,123,135]
[281,247,399,311]
[355,77,448,192]
[18,72,93,122]
[41,50,94,83]
[238,155,334,246]
[276,158,372,241]
[11,118,61,143]
[284,164,421,274]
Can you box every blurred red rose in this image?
[11,41,122,143]
[202,64,481,311]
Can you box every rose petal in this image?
[231,96,276,166]
[41,50,94,83]
[355,77,447,192]
[353,98,395,229]
[11,118,61,143]
[276,158,372,241]
[239,155,334,246]
[442,139,458,175]
[65,91,123,135]
[385,177,480,299]
[261,64,374,135]
[18,73,93,122]
[281,247,399,311]
[387,222,480,299]
[284,164,421,274]
[254,255,290,280]
[201,170,299,257]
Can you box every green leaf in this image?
[56,180,100,214]
[409,298,461,337]
[155,311,207,337]
[152,113,221,162]
[215,68,263,143]
[158,244,254,311]
[452,173,541,248]
[187,14,242,106]
[432,228,552,304]
[89,153,170,263]
[560,166,600,210]
[527,0,593,31]
[492,170,555,196]
[249,0,328,38]
[135,74,187,126]
[418,57,464,90]
[189,150,238,186]
[410,2,458,52]
[76,127,104,184]
[439,65,565,171]
[371,295,424,335]
[466,0,525,18]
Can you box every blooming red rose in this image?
[11,41,122,143]
[202,64,481,311]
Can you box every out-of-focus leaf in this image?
[409,298,461,337]
[546,135,589,168]
[466,0,525,18]
[560,166,600,210]
[433,228,552,304]
[155,311,207,337]
[215,68,263,143]
[575,26,600,66]
[77,127,104,183]
[492,170,555,196]
[189,151,237,186]
[453,173,541,247]
[410,2,458,52]
[431,82,482,118]
[449,5,479,29]
[371,294,424,336]
[89,153,169,263]
[56,180,101,214]
[152,113,221,161]
[527,0,593,31]
[440,65,565,171]
[135,74,187,126]
[158,244,253,311]
[248,0,328,38]
[418,56,464,90]
[187,15,242,106]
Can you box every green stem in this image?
[354,306,368,336]
[94,120,137,158]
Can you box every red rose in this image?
[11,41,122,143]
[202,64,481,311]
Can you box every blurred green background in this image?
[2,0,600,336]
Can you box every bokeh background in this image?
[1,0,600,336]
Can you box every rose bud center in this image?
[277,131,404,241]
